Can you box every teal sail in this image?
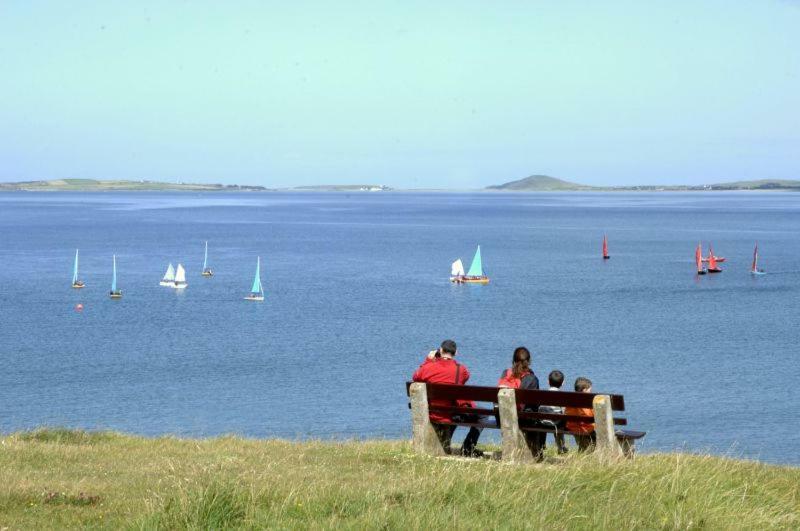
[251,257,262,294]
[203,241,208,270]
[72,249,79,284]
[466,245,483,277]
[111,255,118,292]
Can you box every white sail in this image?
[162,263,175,282]
[451,259,465,277]
[174,264,187,284]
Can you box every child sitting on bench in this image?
[565,376,596,451]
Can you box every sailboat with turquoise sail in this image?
[71,249,85,288]
[201,241,214,277]
[109,255,122,299]
[451,245,490,284]
[244,256,265,301]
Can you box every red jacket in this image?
[412,357,471,423]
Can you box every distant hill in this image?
[487,175,800,192]
[0,179,270,192]
[486,175,595,191]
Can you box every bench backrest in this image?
[405,381,625,411]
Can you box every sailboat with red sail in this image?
[707,246,723,273]
[751,243,766,275]
[695,243,707,275]
[602,235,610,260]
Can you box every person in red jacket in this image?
[412,339,482,456]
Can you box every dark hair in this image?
[548,370,564,388]
[511,346,531,378]
[440,339,457,355]
[574,376,592,392]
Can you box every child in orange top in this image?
[565,377,597,451]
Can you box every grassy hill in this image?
[708,179,800,190]
[0,429,797,529]
[0,179,269,191]
[487,175,595,191]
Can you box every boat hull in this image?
[202,269,214,277]
[72,282,85,289]
[697,270,707,275]
[109,291,122,299]
[751,270,766,276]
[707,268,723,274]
[451,276,490,284]
[171,282,188,289]
[244,295,264,301]
[159,281,173,286]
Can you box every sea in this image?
[1,191,798,465]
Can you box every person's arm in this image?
[460,364,470,384]
[412,351,438,381]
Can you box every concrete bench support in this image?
[593,394,624,460]
[498,388,538,464]
[409,382,447,456]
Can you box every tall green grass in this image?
[0,429,797,529]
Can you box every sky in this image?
[1,1,798,188]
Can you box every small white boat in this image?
[160,263,175,286]
[202,241,214,277]
[449,258,465,283]
[172,263,188,289]
[244,256,265,301]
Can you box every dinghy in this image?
[602,235,610,260]
[172,263,188,289]
[707,246,722,273]
[244,257,265,301]
[458,245,490,284]
[201,241,214,277]
[160,263,175,286]
[109,255,122,298]
[71,249,85,288]
[695,243,707,275]
[449,259,465,283]
[751,243,766,275]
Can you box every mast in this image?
[73,249,79,284]
[112,255,117,292]
[752,243,758,272]
[203,241,208,270]
[602,235,609,259]
[466,245,483,277]
[708,247,717,270]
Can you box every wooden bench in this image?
[406,381,646,462]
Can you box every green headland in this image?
[0,429,797,529]
[487,175,800,192]
[0,179,271,192]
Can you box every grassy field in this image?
[0,429,798,529]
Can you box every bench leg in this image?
[498,388,539,463]
[409,382,447,456]
[593,395,624,461]
[617,437,635,458]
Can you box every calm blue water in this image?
[1,191,799,464]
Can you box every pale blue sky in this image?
[1,1,798,188]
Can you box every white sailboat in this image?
[172,263,188,289]
[201,241,214,277]
[449,258,465,283]
[72,249,85,288]
[160,263,176,286]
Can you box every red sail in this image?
[696,244,703,271]
[708,248,718,270]
[752,243,758,272]
[602,235,609,258]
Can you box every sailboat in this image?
[71,249,85,288]
[109,255,122,298]
[244,256,265,301]
[707,246,722,273]
[201,241,214,277]
[160,263,175,286]
[458,245,489,284]
[449,259,465,283]
[751,243,766,275]
[172,263,188,289]
[602,235,610,260]
[695,243,707,275]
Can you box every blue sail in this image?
[111,255,117,292]
[466,245,483,277]
[251,257,262,294]
[203,241,208,270]
[73,249,79,284]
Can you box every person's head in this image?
[511,346,531,378]
[439,339,457,358]
[574,376,592,393]
[548,370,564,389]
